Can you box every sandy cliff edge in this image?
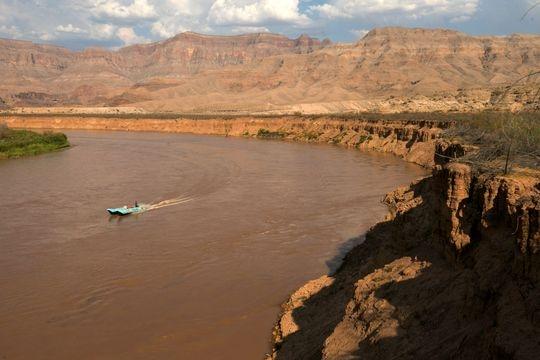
[269,148,540,360]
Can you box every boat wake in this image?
[144,196,194,211]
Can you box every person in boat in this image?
[135,201,139,207]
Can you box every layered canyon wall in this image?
[1,28,539,113]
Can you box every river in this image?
[0,130,426,359]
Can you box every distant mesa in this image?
[0,27,539,114]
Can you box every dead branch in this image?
[521,2,540,21]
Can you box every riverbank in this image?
[269,143,540,359]
[1,115,452,168]
[0,124,69,159]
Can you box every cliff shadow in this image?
[325,235,366,274]
[273,177,440,360]
[273,173,540,360]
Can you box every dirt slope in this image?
[270,155,540,360]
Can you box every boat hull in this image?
[107,206,143,216]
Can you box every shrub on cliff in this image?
[303,131,321,141]
[445,112,540,170]
[0,122,9,138]
[257,128,286,139]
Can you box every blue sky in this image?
[0,0,538,50]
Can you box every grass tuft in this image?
[303,131,321,141]
[256,128,287,139]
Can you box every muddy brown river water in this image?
[0,131,426,359]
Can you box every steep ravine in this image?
[269,152,540,359]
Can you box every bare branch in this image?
[495,70,540,105]
[521,2,540,21]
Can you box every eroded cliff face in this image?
[3,115,446,167]
[270,163,540,359]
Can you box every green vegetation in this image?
[444,112,540,171]
[355,135,373,147]
[303,131,321,141]
[0,109,534,127]
[330,132,346,144]
[0,110,511,124]
[256,128,287,139]
[0,124,69,159]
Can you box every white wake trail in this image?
[144,196,193,211]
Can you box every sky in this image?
[0,0,538,50]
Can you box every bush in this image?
[0,122,9,139]
[256,128,286,139]
[43,131,68,145]
[444,112,540,171]
[355,135,373,146]
[303,131,321,141]
[0,128,69,158]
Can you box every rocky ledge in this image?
[269,157,540,359]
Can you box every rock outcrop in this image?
[270,159,540,359]
[1,28,539,112]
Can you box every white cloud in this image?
[350,28,369,38]
[149,1,215,38]
[56,24,86,34]
[151,21,174,38]
[0,0,536,49]
[116,27,148,45]
[38,32,55,41]
[311,4,351,19]
[230,26,270,34]
[450,15,472,23]
[0,3,9,22]
[91,0,158,22]
[166,0,213,16]
[208,0,312,26]
[151,21,187,38]
[0,25,22,38]
[311,0,480,21]
[89,23,117,40]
